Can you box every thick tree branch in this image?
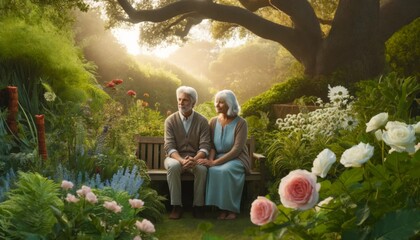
[117,0,305,60]
[379,0,420,41]
[268,0,323,72]
[238,0,271,12]
[270,0,322,40]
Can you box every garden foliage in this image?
[248,75,420,239]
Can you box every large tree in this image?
[106,0,419,83]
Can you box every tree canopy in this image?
[104,0,420,83]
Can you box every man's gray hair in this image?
[214,90,240,117]
[176,86,198,105]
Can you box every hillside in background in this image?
[165,38,297,103]
[74,8,296,106]
[73,10,213,114]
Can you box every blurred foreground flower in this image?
[250,196,278,226]
[135,219,155,233]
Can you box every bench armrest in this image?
[252,152,268,191]
[252,152,266,170]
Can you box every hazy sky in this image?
[111,20,247,58]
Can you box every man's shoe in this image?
[169,205,183,219]
[193,206,205,219]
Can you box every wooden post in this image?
[6,86,19,135]
[35,114,48,160]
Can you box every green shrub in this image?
[353,73,420,123]
[0,18,108,107]
[0,171,63,238]
[385,18,420,77]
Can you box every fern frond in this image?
[0,171,63,237]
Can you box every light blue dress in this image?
[205,117,245,213]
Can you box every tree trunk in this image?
[313,0,384,81]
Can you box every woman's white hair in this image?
[176,86,198,105]
[214,90,240,117]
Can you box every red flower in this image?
[112,79,123,85]
[141,101,149,107]
[106,81,115,88]
[127,90,137,97]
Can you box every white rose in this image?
[340,142,374,167]
[386,121,410,130]
[383,121,416,153]
[374,129,383,141]
[366,112,388,132]
[412,122,420,134]
[311,148,336,178]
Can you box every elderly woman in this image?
[197,90,250,220]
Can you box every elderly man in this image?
[164,86,211,219]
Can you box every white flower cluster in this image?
[44,91,56,102]
[276,85,357,141]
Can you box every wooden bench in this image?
[135,135,267,196]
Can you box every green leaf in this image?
[366,163,388,181]
[339,168,364,189]
[406,151,420,178]
[342,227,371,240]
[355,204,370,226]
[370,209,420,240]
[384,152,412,175]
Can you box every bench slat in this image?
[135,135,267,195]
[153,144,160,169]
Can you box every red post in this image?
[35,114,48,160]
[6,86,18,135]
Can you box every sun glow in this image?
[111,27,179,58]
[111,20,248,58]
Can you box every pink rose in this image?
[103,201,122,213]
[129,199,144,209]
[135,219,155,233]
[76,185,91,197]
[278,169,320,210]
[65,193,80,203]
[85,192,98,204]
[133,236,142,240]
[250,196,278,226]
[61,180,74,190]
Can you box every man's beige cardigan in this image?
[164,111,211,158]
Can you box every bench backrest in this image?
[135,135,255,170]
